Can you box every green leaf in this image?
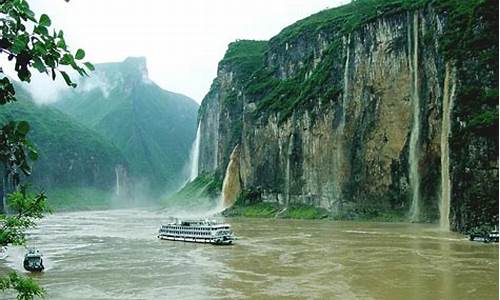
[60,70,76,88]
[75,49,85,60]
[84,62,95,71]
[60,53,74,65]
[11,34,29,54]
[28,149,38,161]
[32,57,46,73]
[56,38,66,49]
[39,14,51,27]
[35,25,49,36]
[17,121,30,135]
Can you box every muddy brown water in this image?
[0,209,497,299]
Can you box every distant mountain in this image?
[55,57,199,196]
[0,83,127,209]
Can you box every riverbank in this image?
[44,187,114,212]
[221,201,409,222]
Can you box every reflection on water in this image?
[0,209,497,299]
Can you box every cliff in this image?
[197,0,498,232]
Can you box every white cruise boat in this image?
[158,219,235,245]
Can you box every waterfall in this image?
[285,133,294,205]
[115,166,120,196]
[188,124,201,182]
[114,165,127,197]
[221,145,241,209]
[341,33,351,129]
[333,33,351,205]
[408,12,421,222]
[439,62,456,230]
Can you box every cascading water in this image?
[333,33,351,205]
[221,145,241,209]
[408,12,421,222]
[341,33,351,130]
[115,166,121,196]
[439,62,456,230]
[114,165,127,197]
[188,124,201,182]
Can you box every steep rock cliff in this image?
[198,0,498,231]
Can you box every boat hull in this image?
[158,235,233,245]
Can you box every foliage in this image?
[0,272,44,300]
[45,187,114,211]
[219,40,267,84]
[0,85,127,192]
[240,202,279,218]
[55,58,199,196]
[0,1,92,298]
[270,0,427,48]
[331,207,407,222]
[223,0,497,129]
[164,173,222,209]
[0,186,49,246]
[0,120,37,186]
[0,0,93,104]
[283,205,328,219]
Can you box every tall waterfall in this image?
[115,167,121,196]
[188,124,201,182]
[333,34,351,205]
[114,165,126,197]
[408,12,421,221]
[221,145,241,209]
[439,62,456,230]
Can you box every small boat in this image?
[23,248,44,272]
[469,225,499,243]
[158,218,235,245]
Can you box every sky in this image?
[28,0,348,103]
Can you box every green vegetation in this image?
[0,0,94,297]
[56,58,199,196]
[45,187,114,211]
[223,202,329,219]
[331,208,407,222]
[164,174,222,209]
[219,40,267,85]
[284,205,328,219]
[0,272,44,300]
[0,84,126,194]
[223,202,279,218]
[248,40,343,122]
[223,190,328,219]
[216,0,497,129]
[0,188,50,299]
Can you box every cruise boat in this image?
[158,219,235,245]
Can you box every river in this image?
[0,209,497,299]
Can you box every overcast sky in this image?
[28,0,348,103]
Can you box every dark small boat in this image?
[469,226,499,243]
[23,248,44,272]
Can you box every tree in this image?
[0,0,92,298]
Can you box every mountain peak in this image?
[87,56,151,92]
[123,56,147,69]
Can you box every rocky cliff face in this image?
[198,0,498,231]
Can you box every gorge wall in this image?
[197,0,498,231]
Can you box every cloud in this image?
[27,0,348,103]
